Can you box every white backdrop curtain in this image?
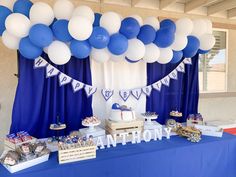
[91,60,147,122]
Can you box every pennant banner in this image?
[119,90,130,102]
[161,76,170,87]
[84,85,97,97]
[33,57,192,102]
[71,80,84,93]
[101,89,114,101]
[152,81,162,91]
[46,64,60,78]
[34,57,48,68]
[142,86,152,97]
[183,58,192,65]
[59,73,72,86]
[169,69,178,80]
[177,62,185,73]
[131,88,142,100]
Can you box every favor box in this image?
[4,137,37,151]
[194,124,223,137]
[2,154,49,173]
[58,145,96,164]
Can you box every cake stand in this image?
[80,121,105,138]
[82,122,101,133]
[169,111,183,123]
[49,123,66,142]
[141,113,162,130]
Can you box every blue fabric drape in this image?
[10,52,93,138]
[146,55,199,124]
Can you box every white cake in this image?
[110,109,136,122]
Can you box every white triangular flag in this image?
[152,81,162,91]
[46,64,60,78]
[183,58,192,65]
[34,57,48,68]
[119,90,130,102]
[101,89,114,101]
[71,80,84,92]
[176,62,185,73]
[58,73,72,86]
[142,85,152,96]
[161,76,170,87]
[169,69,178,80]
[131,88,142,100]
[84,85,97,97]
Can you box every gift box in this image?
[4,137,37,151]
[206,119,236,135]
[194,124,223,137]
[4,132,37,150]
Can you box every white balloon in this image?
[5,13,31,38]
[157,48,173,64]
[43,47,48,54]
[0,0,16,10]
[90,48,110,63]
[130,14,143,26]
[143,17,159,30]
[2,30,20,49]
[199,34,215,50]
[100,12,121,35]
[72,5,94,23]
[48,41,71,65]
[170,33,188,51]
[175,18,193,35]
[143,43,160,63]
[191,19,207,37]
[68,16,92,40]
[125,38,145,61]
[30,2,54,25]
[205,19,213,34]
[53,0,74,20]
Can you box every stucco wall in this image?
[0,43,17,153]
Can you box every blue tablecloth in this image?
[1,133,236,177]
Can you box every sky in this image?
[209,50,226,64]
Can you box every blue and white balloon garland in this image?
[0,0,215,65]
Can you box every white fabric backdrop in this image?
[91,60,147,122]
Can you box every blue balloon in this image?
[160,19,176,33]
[154,28,175,48]
[183,36,200,58]
[29,24,53,48]
[198,49,210,54]
[89,27,110,49]
[0,6,12,36]
[52,20,72,42]
[170,50,183,64]
[13,0,33,17]
[19,37,42,59]
[93,13,101,27]
[119,17,140,39]
[108,33,128,55]
[125,57,141,63]
[70,40,91,59]
[137,25,156,45]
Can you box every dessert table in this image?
[1,133,236,177]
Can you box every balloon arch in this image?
[0,0,215,65]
